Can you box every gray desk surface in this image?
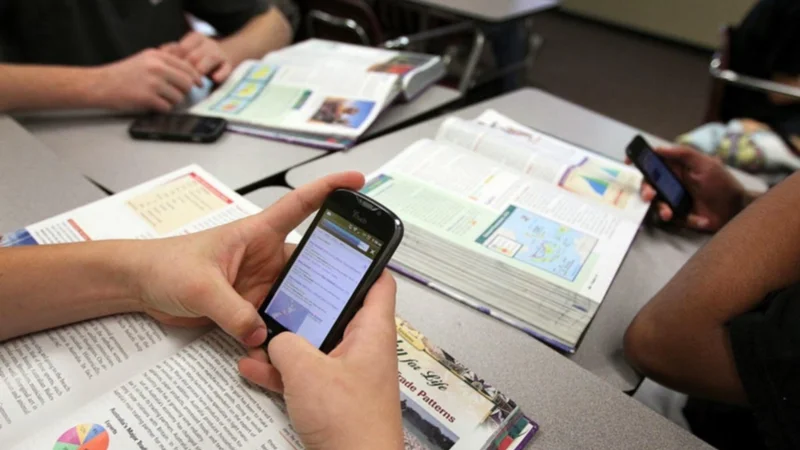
[285,87,766,392]
[245,185,710,450]
[16,86,459,194]
[403,0,560,22]
[19,115,324,194]
[0,117,106,233]
[366,86,460,138]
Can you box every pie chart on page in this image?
[52,424,110,450]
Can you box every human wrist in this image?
[80,65,113,109]
[218,36,249,68]
[93,240,148,313]
[220,8,292,65]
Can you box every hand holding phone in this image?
[626,135,694,218]
[240,272,405,449]
[258,189,403,353]
[626,140,750,231]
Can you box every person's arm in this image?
[0,171,363,345]
[0,49,202,113]
[0,240,142,341]
[624,171,800,404]
[0,64,102,112]
[168,5,293,83]
[218,7,293,67]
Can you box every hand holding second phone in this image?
[90,48,203,112]
[633,146,748,232]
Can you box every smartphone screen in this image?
[637,149,687,207]
[263,209,384,347]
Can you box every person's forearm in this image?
[626,172,800,403]
[0,64,106,112]
[0,241,143,341]
[219,8,293,66]
[740,190,760,212]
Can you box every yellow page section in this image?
[126,172,231,235]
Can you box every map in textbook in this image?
[477,206,597,282]
[52,423,109,450]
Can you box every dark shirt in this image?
[0,0,299,66]
[684,283,800,450]
[724,0,800,148]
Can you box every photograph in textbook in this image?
[401,394,457,450]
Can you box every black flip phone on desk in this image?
[626,135,693,217]
[258,189,403,354]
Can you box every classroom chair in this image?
[704,26,800,123]
[305,0,384,45]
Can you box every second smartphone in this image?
[129,114,227,143]
[258,189,403,353]
[626,135,693,217]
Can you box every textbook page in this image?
[10,330,300,450]
[434,111,649,222]
[191,59,398,139]
[264,39,443,99]
[0,166,262,445]
[0,165,261,245]
[363,140,643,350]
[13,321,536,450]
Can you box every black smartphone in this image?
[626,135,693,217]
[128,114,226,143]
[258,189,404,353]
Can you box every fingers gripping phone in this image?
[626,135,693,217]
[129,114,226,143]
[258,189,404,353]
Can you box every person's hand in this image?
[130,171,365,347]
[90,49,203,112]
[162,32,234,83]
[238,272,404,450]
[632,146,748,232]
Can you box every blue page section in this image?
[478,206,597,282]
[265,218,372,347]
[0,229,39,247]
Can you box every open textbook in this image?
[360,110,651,352]
[0,166,537,450]
[191,39,445,150]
